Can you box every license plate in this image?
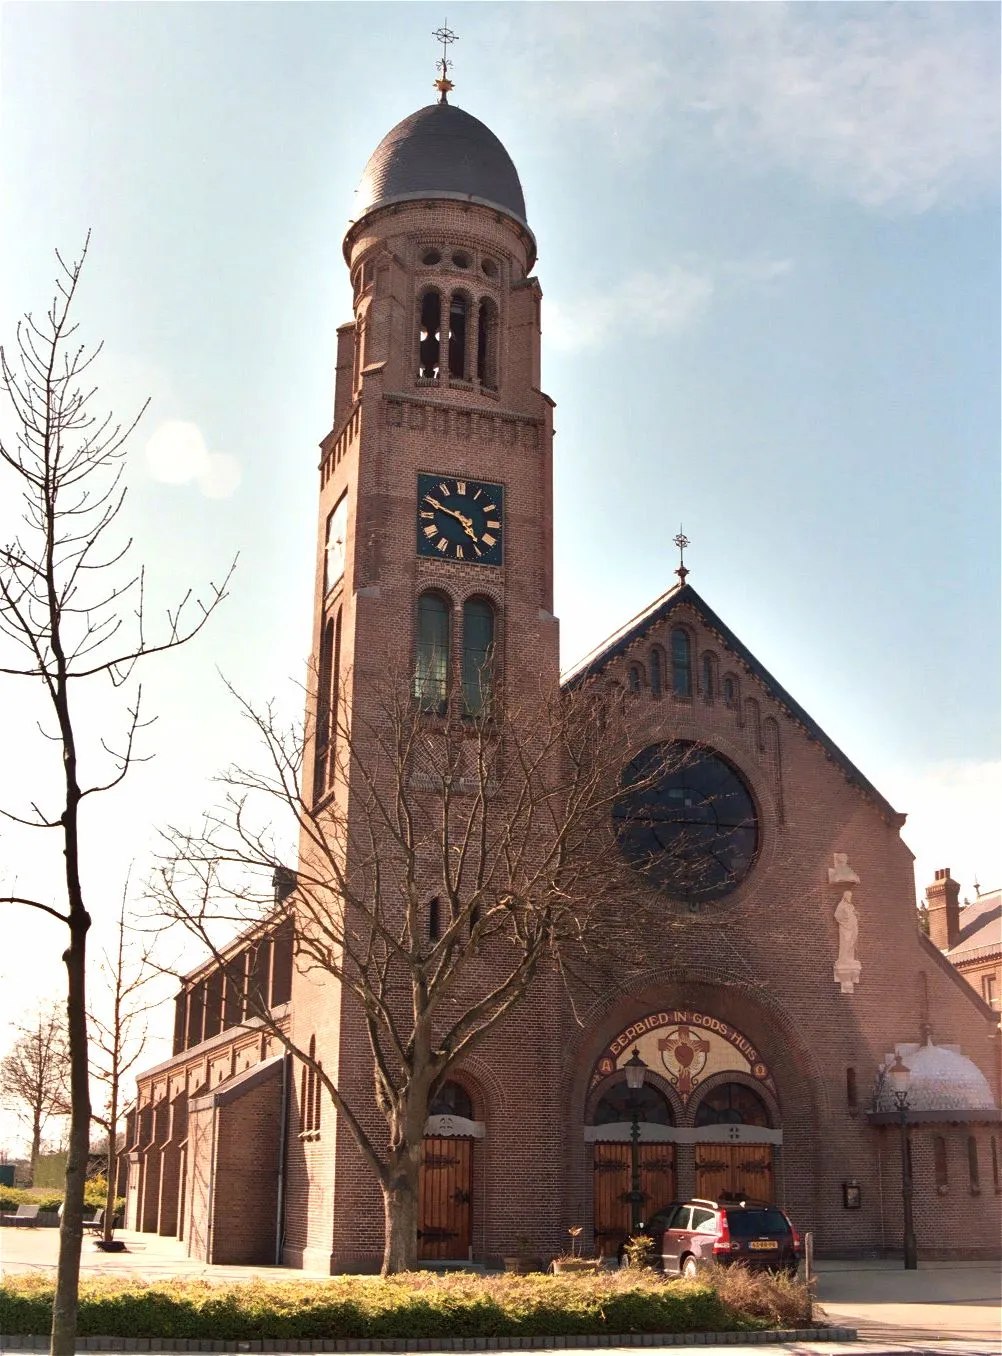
[749,1240,779,1250]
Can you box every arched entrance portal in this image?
[693,1082,774,1202]
[418,1082,477,1261]
[589,1080,676,1258]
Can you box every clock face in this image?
[416,474,504,566]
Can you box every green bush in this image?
[0,1182,123,1216]
[0,1271,815,1340]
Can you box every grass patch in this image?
[0,1270,815,1339]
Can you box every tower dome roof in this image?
[351,102,530,232]
[877,1041,997,1113]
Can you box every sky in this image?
[0,2,999,1156]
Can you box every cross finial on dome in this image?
[432,21,457,102]
[674,527,690,586]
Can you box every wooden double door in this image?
[417,1135,473,1260]
[694,1143,774,1202]
[592,1142,677,1257]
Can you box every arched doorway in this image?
[693,1082,775,1202]
[590,1081,676,1257]
[418,1081,475,1261]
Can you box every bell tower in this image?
[285,74,560,1271]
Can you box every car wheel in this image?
[681,1255,699,1279]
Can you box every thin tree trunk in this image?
[381,1153,421,1275]
[103,1082,118,1244]
[30,1117,42,1186]
[52,911,90,1355]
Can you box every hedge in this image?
[0,1271,813,1340]
[0,1182,122,1215]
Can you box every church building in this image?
[125,64,1001,1272]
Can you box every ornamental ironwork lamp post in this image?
[887,1053,918,1270]
[624,1047,648,1235]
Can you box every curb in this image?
[0,1330,857,1351]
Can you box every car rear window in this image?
[726,1208,791,1237]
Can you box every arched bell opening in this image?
[587,1076,677,1260]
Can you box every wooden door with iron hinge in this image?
[417,1136,473,1260]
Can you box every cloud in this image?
[514,5,999,212]
[144,420,241,499]
[546,265,714,352]
[544,255,790,353]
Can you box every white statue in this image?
[833,890,862,993]
[828,852,860,885]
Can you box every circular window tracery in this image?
[612,741,759,901]
[481,258,498,279]
[452,250,472,269]
[422,249,442,266]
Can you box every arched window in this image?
[991,1135,1000,1192]
[723,674,737,708]
[428,896,441,942]
[592,1081,674,1126]
[694,1082,771,1127]
[968,1136,980,1191]
[627,664,641,694]
[933,1135,949,1190]
[846,1067,858,1116]
[701,653,715,701]
[670,628,692,697]
[650,648,663,697]
[462,597,495,715]
[448,292,469,378]
[477,297,498,389]
[418,290,441,378]
[430,1080,473,1119]
[313,617,335,804]
[414,592,451,715]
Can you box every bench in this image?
[1,1204,40,1227]
[82,1207,105,1233]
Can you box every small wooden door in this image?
[695,1144,774,1202]
[592,1142,676,1257]
[418,1135,473,1260]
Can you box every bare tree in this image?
[155,667,718,1273]
[0,1007,70,1182]
[0,238,232,1354]
[88,883,160,1245]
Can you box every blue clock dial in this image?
[416,474,504,566]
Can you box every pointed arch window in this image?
[418,290,441,379]
[428,896,441,942]
[462,597,495,715]
[627,664,641,694]
[933,1135,948,1190]
[723,675,737,708]
[650,647,663,698]
[448,292,469,379]
[670,628,692,698]
[414,592,451,715]
[702,653,715,701]
[968,1136,980,1192]
[477,297,498,389]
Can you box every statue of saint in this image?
[834,891,859,966]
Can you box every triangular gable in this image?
[563,581,902,825]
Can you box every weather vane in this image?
[673,528,690,585]
[432,21,458,102]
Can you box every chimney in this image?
[925,867,961,951]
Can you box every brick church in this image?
[125,71,1001,1271]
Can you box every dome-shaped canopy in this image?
[351,102,530,232]
[877,1041,997,1113]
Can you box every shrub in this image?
[701,1263,813,1330]
[0,1271,817,1340]
[0,1182,122,1217]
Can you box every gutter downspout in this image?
[275,1053,290,1266]
[205,1099,219,1263]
